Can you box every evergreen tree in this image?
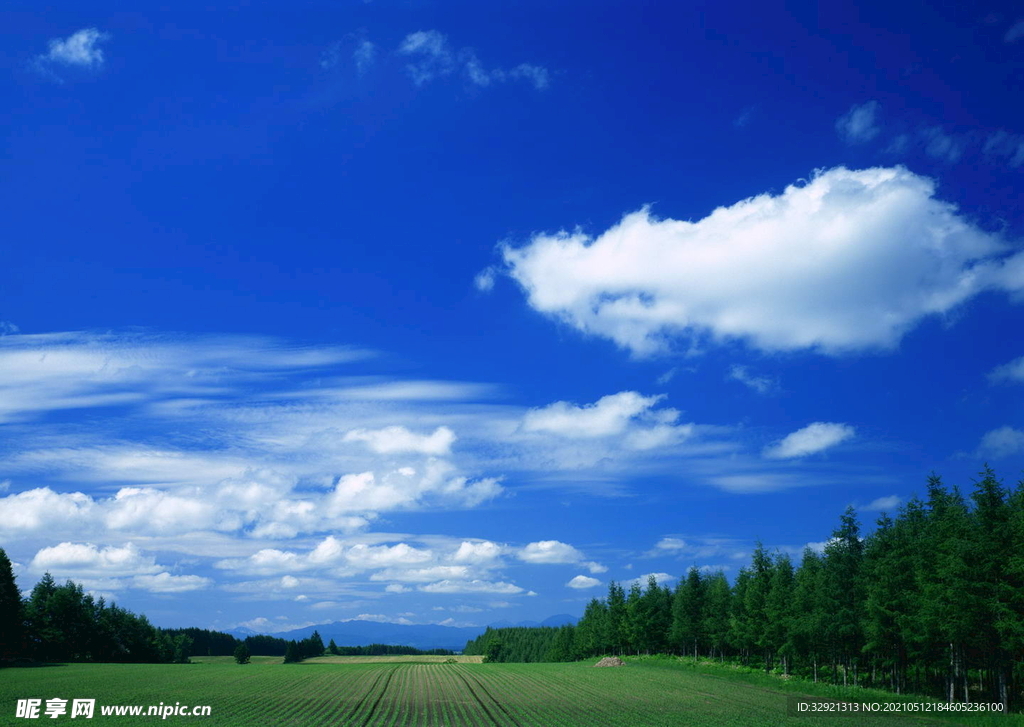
[328,638,339,655]
[669,568,704,657]
[606,582,627,655]
[822,507,864,685]
[0,547,23,660]
[701,571,731,661]
[764,552,795,674]
[283,640,302,663]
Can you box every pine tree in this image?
[669,568,704,657]
[606,582,627,655]
[0,547,23,660]
[701,571,731,661]
[283,640,302,663]
[328,638,339,655]
[822,507,864,685]
[764,553,795,674]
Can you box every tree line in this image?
[0,566,191,664]
[464,468,1024,712]
[0,557,454,666]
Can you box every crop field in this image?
[2,658,1020,726]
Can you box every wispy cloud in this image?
[836,101,881,144]
[398,30,549,90]
[727,365,778,395]
[763,422,855,459]
[1005,19,1024,43]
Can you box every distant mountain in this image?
[265,620,487,652]
[227,613,579,652]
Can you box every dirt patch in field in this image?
[594,657,626,667]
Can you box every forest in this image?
[466,468,1024,712]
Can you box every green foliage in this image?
[283,640,302,664]
[466,467,1024,713]
[233,643,251,664]
[0,547,23,660]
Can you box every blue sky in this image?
[2,1,1024,634]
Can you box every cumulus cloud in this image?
[977,426,1024,458]
[763,422,855,459]
[521,391,692,452]
[451,540,503,564]
[627,572,675,588]
[523,392,661,438]
[836,101,881,143]
[30,542,159,576]
[566,575,601,589]
[0,488,96,535]
[343,425,456,455]
[500,166,1020,357]
[654,537,687,552]
[518,540,584,564]
[727,365,777,394]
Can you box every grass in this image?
[1,656,1021,726]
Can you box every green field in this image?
[2,657,1020,726]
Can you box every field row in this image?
[3,659,1019,726]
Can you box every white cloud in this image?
[627,572,675,589]
[763,422,855,459]
[398,30,548,90]
[518,540,583,564]
[345,613,414,625]
[566,575,601,589]
[419,579,524,594]
[0,321,19,336]
[385,584,410,593]
[354,41,376,75]
[451,540,503,564]
[30,542,159,576]
[521,392,691,452]
[37,28,110,70]
[728,365,777,394]
[133,572,212,593]
[523,392,659,438]
[500,166,1019,357]
[509,64,549,90]
[836,101,881,144]
[989,355,1024,383]
[398,30,454,85]
[654,537,687,552]
[864,495,901,512]
[977,426,1024,459]
[474,267,497,292]
[1005,20,1024,43]
[582,561,608,574]
[0,488,95,535]
[343,425,456,455]
[371,566,470,583]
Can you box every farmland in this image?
[1,657,1020,726]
